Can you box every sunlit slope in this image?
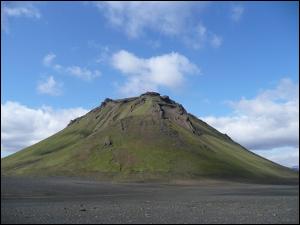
[1,92,298,182]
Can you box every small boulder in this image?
[104,136,112,147]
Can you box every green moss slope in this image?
[1,93,298,183]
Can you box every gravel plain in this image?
[1,176,299,224]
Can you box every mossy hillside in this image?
[1,92,298,183]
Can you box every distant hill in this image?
[291,166,299,171]
[1,92,298,183]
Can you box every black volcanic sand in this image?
[1,177,299,224]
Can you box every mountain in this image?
[1,92,298,183]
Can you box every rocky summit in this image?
[1,92,298,183]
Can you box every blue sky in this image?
[1,1,299,167]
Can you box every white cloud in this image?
[95,1,221,49]
[202,78,299,167]
[203,79,299,150]
[37,76,63,96]
[210,34,223,48]
[112,50,199,96]
[253,147,299,168]
[1,1,40,18]
[87,40,107,50]
[182,23,207,50]
[66,66,101,81]
[231,5,244,22]
[147,40,161,49]
[1,2,41,33]
[87,41,111,64]
[43,53,56,67]
[42,53,101,81]
[96,1,189,38]
[1,101,89,157]
[3,4,40,18]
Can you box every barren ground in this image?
[1,176,299,224]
